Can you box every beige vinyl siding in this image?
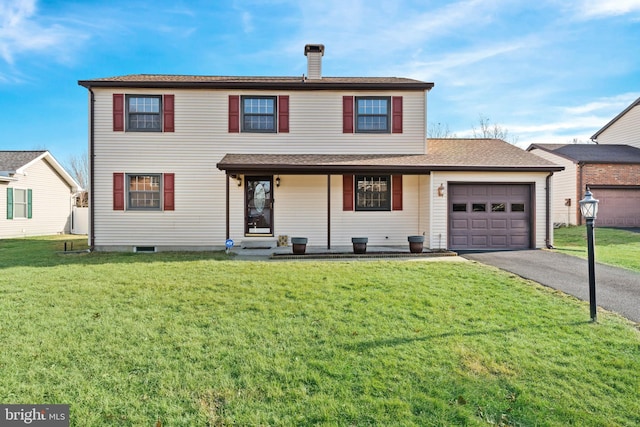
[92,88,427,249]
[429,171,550,249]
[528,148,578,225]
[596,105,640,149]
[329,174,422,247]
[1,159,73,238]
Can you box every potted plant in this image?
[408,235,424,253]
[291,237,308,254]
[351,237,368,254]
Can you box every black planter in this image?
[291,237,308,254]
[408,235,425,253]
[351,237,368,254]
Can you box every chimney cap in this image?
[304,44,325,56]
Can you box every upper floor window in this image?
[356,175,390,211]
[242,96,276,132]
[127,95,162,131]
[356,97,390,133]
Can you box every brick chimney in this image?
[304,44,325,80]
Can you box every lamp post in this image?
[579,187,599,322]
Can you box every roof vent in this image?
[304,44,325,80]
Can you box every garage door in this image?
[592,188,640,227]
[449,184,532,250]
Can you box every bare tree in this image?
[472,114,519,144]
[427,122,456,138]
[66,151,89,190]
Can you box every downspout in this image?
[577,162,584,226]
[545,172,554,249]
[225,174,230,240]
[88,87,95,251]
[327,174,331,250]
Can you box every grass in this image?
[1,236,639,426]
[553,226,640,272]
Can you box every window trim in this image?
[241,95,277,133]
[126,173,162,211]
[355,96,391,133]
[355,175,391,211]
[126,95,162,132]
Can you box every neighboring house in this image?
[591,96,640,149]
[527,144,640,227]
[1,151,82,238]
[78,44,562,252]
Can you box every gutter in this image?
[545,172,554,249]
[78,80,434,92]
[89,88,95,251]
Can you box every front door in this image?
[245,176,273,235]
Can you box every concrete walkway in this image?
[461,250,640,323]
[232,245,462,262]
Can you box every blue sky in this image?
[1,0,640,165]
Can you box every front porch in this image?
[232,243,456,260]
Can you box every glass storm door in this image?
[245,176,273,235]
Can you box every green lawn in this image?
[1,236,639,426]
[553,226,640,272]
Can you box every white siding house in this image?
[1,151,82,238]
[591,97,640,148]
[79,44,562,252]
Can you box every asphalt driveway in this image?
[461,250,640,323]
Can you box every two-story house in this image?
[78,44,561,252]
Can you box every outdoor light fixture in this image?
[237,176,242,187]
[275,176,281,187]
[579,186,599,322]
[437,183,445,197]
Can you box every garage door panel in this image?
[509,186,527,196]
[471,219,488,229]
[451,236,468,246]
[451,219,469,229]
[510,219,528,229]
[471,186,489,196]
[491,219,508,229]
[471,235,488,246]
[449,183,531,250]
[490,186,508,196]
[510,235,528,245]
[490,235,507,246]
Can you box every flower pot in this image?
[351,237,368,254]
[291,237,308,255]
[408,235,424,253]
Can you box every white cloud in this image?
[562,93,640,115]
[241,11,254,33]
[0,0,84,65]
[574,0,640,19]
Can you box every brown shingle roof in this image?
[216,139,562,174]
[78,74,434,91]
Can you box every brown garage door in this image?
[591,187,640,227]
[449,184,532,250]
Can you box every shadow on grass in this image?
[342,321,589,352]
